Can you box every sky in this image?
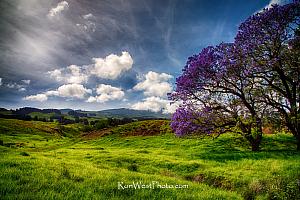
[0,0,290,112]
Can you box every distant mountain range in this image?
[0,107,170,119]
[97,108,169,119]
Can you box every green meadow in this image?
[0,118,299,199]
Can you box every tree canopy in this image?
[170,1,300,151]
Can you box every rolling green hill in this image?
[96,108,170,119]
[0,107,170,121]
[0,118,299,199]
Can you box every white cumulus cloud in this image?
[22,80,31,85]
[164,101,182,114]
[48,69,62,81]
[131,96,179,114]
[256,0,291,13]
[66,65,88,84]
[23,94,48,102]
[83,13,94,20]
[24,84,91,102]
[6,83,22,89]
[56,83,92,99]
[18,88,26,92]
[87,84,124,103]
[48,65,88,84]
[266,0,290,8]
[133,71,173,97]
[45,90,59,96]
[90,51,133,79]
[48,1,69,18]
[131,96,168,112]
[4,80,29,92]
[77,13,96,33]
[48,52,133,84]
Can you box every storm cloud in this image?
[0,0,273,110]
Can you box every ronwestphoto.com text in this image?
[118,181,189,190]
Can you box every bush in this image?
[94,120,109,130]
[82,125,93,132]
[20,152,30,156]
[128,164,138,172]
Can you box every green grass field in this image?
[0,118,299,199]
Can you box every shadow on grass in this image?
[192,134,300,162]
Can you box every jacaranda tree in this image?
[235,2,300,150]
[170,44,265,151]
[170,1,300,151]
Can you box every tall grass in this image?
[0,119,299,199]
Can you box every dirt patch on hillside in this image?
[81,128,112,139]
[81,120,172,139]
[115,120,171,137]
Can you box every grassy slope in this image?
[28,112,56,119]
[0,119,299,200]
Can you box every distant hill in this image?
[97,108,170,119]
[0,107,170,120]
[60,109,74,114]
[70,108,170,119]
[14,107,61,115]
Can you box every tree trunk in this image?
[245,134,262,152]
[251,141,260,152]
[297,135,300,151]
[295,123,300,151]
[253,118,263,152]
[288,125,300,151]
[238,116,263,152]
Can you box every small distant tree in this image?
[94,120,109,130]
[24,115,32,121]
[80,118,89,125]
[74,116,80,123]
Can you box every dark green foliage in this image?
[20,152,30,156]
[94,120,109,130]
[127,163,138,172]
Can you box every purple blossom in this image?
[170,2,300,151]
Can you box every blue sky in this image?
[0,0,288,112]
